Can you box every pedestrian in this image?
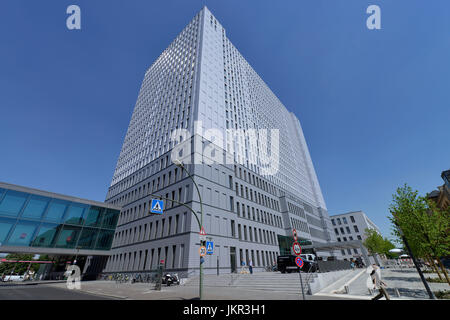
[249,260,253,274]
[370,264,390,300]
[350,260,355,270]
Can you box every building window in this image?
[340,227,345,234]
[350,216,355,223]
[346,226,351,234]
[343,217,347,224]
[334,228,339,235]
[357,235,362,240]
[231,220,235,238]
[354,225,359,233]
[331,219,336,226]
[337,218,341,225]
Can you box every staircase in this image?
[183,271,318,294]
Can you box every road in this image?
[0,284,115,300]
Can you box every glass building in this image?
[0,182,121,255]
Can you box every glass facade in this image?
[0,187,120,251]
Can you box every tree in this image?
[363,228,396,258]
[0,253,53,276]
[389,184,450,284]
[363,228,384,255]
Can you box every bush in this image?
[434,290,450,299]
[426,277,447,283]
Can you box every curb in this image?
[82,290,129,300]
[0,280,66,287]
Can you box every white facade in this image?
[103,7,334,276]
[330,211,380,259]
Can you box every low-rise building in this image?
[329,210,380,262]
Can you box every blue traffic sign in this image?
[206,241,214,255]
[295,257,303,268]
[150,199,164,214]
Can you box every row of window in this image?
[233,221,277,246]
[113,212,187,248]
[107,244,183,272]
[331,215,356,226]
[290,217,309,234]
[239,248,278,268]
[234,163,278,197]
[334,225,359,236]
[234,182,280,212]
[111,163,187,210]
[235,199,281,227]
[337,235,362,242]
[0,217,114,250]
[341,248,359,256]
[0,189,118,229]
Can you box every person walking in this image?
[370,264,390,300]
[249,260,253,274]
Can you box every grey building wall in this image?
[102,7,334,276]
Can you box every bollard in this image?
[344,285,349,294]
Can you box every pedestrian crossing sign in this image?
[150,199,164,214]
[206,241,214,255]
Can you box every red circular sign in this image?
[292,242,302,256]
[295,257,304,268]
[292,229,298,242]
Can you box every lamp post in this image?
[173,159,205,300]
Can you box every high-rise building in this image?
[102,7,335,276]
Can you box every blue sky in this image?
[0,1,449,240]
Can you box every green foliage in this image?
[362,228,396,257]
[434,290,450,299]
[388,184,450,260]
[426,277,447,283]
[0,253,53,275]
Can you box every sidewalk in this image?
[44,280,354,300]
[316,267,448,300]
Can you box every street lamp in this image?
[174,159,205,300]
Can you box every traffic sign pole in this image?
[299,270,305,300]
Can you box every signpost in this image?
[292,230,305,300]
[206,241,214,255]
[292,242,302,256]
[199,227,207,241]
[199,246,207,257]
[295,256,303,268]
[150,199,164,214]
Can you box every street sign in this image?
[150,199,164,214]
[199,246,207,257]
[206,241,214,255]
[292,229,298,242]
[295,257,304,268]
[292,242,302,256]
[199,226,207,241]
